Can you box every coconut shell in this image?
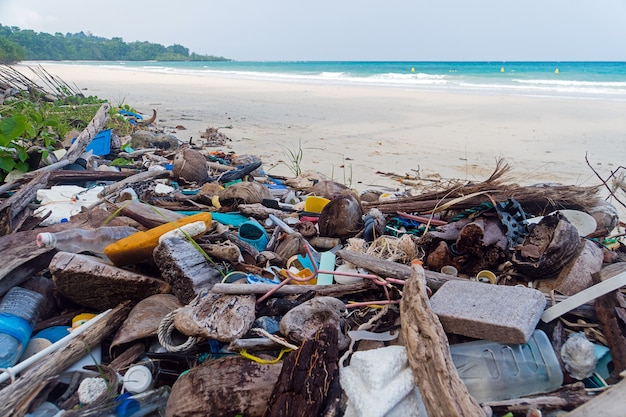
[166,356,282,417]
[173,293,256,342]
[218,181,273,207]
[309,180,350,199]
[111,294,182,349]
[553,239,604,295]
[274,232,307,263]
[318,193,364,240]
[172,148,208,184]
[512,213,583,280]
[279,296,349,350]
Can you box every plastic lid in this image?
[72,313,97,329]
[123,365,154,393]
[114,393,140,417]
[36,233,53,248]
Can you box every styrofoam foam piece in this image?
[34,185,106,226]
[340,345,427,417]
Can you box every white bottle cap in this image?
[36,232,54,248]
[123,365,154,393]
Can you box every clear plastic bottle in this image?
[73,386,170,417]
[0,287,45,368]
[450,329,563,403]
[36,226,138,255]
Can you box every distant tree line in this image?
[0,24,228,64]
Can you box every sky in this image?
[1,0,625,61]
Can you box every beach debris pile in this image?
[1,102,626,417]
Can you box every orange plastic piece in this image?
[104,212,212,266]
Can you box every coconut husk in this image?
[279,296,349,350]
[309,180,350,199]
[274,232,308,263]
[218,181,273,207]
[172,148,209,184]
[174,293,256,342]
[284,171,331,191]
[534,239,604,296]
[512,213,584,280]
[111,294,182,349]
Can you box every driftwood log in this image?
[50,252,171,310]
[0,303,130,417]
[338,249,598,319]
[47,169,134,185]
[593,263,626,376]
[263,325,339,417]
[115,200,185,229]
[564,376,626,417]
[0,208,119,295]
[210,280,376,297]
[153,237,223,304]
[483,383,590,414]
[0,171,51,234]
[400,263,485,417]
[96,169,170,200]
[165,355,282,417]
[63,103,110,162]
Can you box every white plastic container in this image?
[450,329,563,403]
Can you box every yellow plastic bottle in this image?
[104,212,212,266]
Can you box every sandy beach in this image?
[26,62,626,197]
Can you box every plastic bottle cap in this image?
[36,233,53,248]
[72,313,97,329]
[123,365,154,393]
[115,397,140,417]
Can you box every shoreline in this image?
[20,62,626,197]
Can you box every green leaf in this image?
[17,147,28,162]
[24,122,37,139]
[0,114,27,145]
[110,157,132,166]
[0,156,16,173]
[15,160,29,172]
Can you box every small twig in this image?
[584,152,626,208]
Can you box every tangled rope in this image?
[157,308,204,353]
[366,234,420,263]
[339,305,391,368]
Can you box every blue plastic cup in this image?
[238,220,269,251]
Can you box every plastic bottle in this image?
[74,386,170,417]
[449,329,563,403]
[0,287,45,368]
[36,226,138,255]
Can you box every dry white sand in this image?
[27,63,626,198]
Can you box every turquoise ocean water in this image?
[66,60,626,101]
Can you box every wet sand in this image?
[26,62,626,195]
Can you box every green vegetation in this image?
[0,82,136,182]
[0,24,228,63]
[280,140,304,177]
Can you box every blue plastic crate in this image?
[72,129,112,156]
[86,129,112,156]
